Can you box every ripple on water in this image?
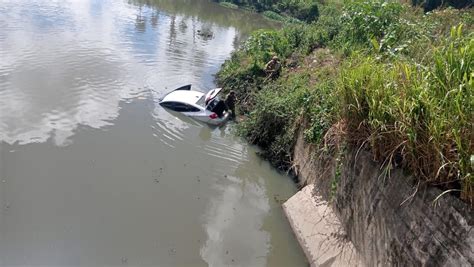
[201,137,245,166]
[151,115,187,148]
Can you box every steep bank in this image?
[216,0,474,265]
[217,0,473,203]
[291,124,473,265]
[214,0,319,23]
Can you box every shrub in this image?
[336,0,405,48]
[275,0,319,22]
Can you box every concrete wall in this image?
[333,149,474,266]
[283,184,361,267]
[291,126,474,266]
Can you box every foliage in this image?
[339,26,473,200]
[219,1,239,9]
[262,10,288,22]
[214,0,320,22]
[411,0,472,12]
[338,0,404,46]
[237,76,308,168]
[338,24,473,203]
[262,10,302,23]
[217,0,474,203]
[274,0,319,22]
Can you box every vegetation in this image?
[219,1,239,9]
[409,0,472,12]
[262,10,302,23]
[217,0,474,204]
[214,0,319,22]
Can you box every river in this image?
[0,0,307,266]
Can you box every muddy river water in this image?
[0,0,307,266]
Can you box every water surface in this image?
[0,0,306,266]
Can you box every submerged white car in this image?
[159,84,230,126]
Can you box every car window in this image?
[160,101,176,110]
[161,101,200,112]
[205,97,221,111]
[181,104,200,112]
[196,95,206,107]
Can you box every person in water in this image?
[224,90,236,119]
[264,56,281,80]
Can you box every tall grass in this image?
[217,0,473,203]
[214,0,319,22]
[339,26,472,202]
[219,2,239,9]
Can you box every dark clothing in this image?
[264,59,281,79]
[213,100,227,117]
[224,93,236,119]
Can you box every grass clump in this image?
[214,0,319,23]
[262,10,302,24]
[219,1,239,9]
[217,0,474,204]
[339,28,473,200]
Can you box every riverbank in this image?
[284,124,473,265]
[217,0,473,205]
[215,0,319,23]
[216,0,473,265]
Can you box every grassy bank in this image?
[217,1,474,204]
[214,0,319,22]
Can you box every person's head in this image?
[272,55,279,61]
[229,90,235,96]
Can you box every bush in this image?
[275,0,319,22]
[337,0,405,47]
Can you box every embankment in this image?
[216,1,473,265]
[287,124,474,265]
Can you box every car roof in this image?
[161,90,204,105]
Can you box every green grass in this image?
[217,0,474,204]
[219,2,239,9]
[338,29,473,200]
[214,0,319,22]
[262,10,302,24]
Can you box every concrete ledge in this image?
[283,184,361,267]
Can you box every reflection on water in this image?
[0,0,276,146]
[0,0,304,266]
[201,175,270,266]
